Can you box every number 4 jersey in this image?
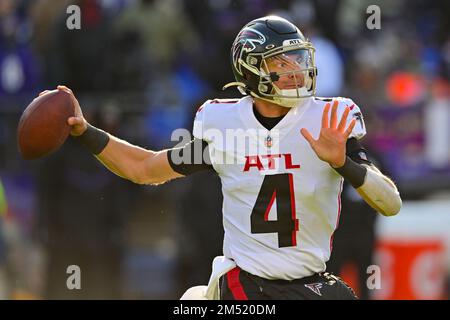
[191,96,366,280]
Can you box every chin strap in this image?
[222,82,248,95]
[223,81,308,108]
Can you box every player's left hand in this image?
[300,100,356,168]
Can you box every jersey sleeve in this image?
[343,98,366,140]
[167,139,213,176]
[167,100,215,176]
[193,100,209,141]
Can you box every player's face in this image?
[264,50,311,89]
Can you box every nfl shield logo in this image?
[265,135,272,148]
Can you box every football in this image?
[17,90,74,160]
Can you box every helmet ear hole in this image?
[258,84,269,93]
[247,56,258,66]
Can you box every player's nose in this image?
[287,72,304,86]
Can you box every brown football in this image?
[18,90,74,160]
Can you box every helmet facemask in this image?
[256,46,317,108]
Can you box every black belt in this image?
[244,270,330,286]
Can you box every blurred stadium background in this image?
[0,0,449,299]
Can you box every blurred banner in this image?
[374,200,450,299]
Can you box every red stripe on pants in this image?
[226,267,248,300]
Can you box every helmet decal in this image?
[232,28,266,76]
[282,39,303,46]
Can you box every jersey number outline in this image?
[250,173,299,248]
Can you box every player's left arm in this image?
[301,100,402,217]
[338,138,401,216]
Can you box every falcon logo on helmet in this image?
[232,28,266,76]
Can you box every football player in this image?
[55,16,401,300]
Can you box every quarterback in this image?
[52,16,401,300]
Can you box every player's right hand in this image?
[39,85,88,137]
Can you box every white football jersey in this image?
[193,96,366,280]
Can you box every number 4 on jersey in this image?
[250,173,299,248]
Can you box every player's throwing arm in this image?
[57,86,183,185]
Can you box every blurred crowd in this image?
[0,0,448,299]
